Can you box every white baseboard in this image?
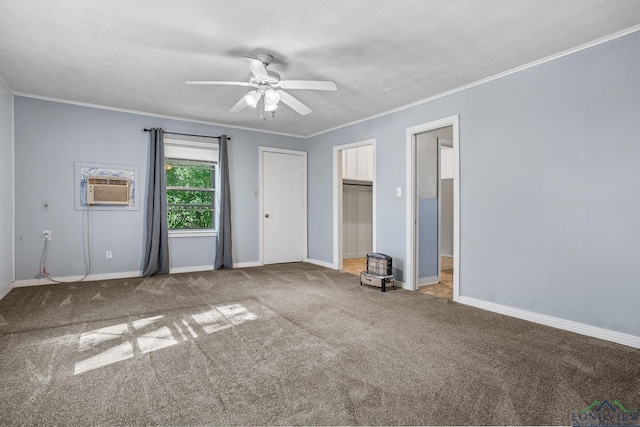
[306,259,337,269]
[11,262,289,288]
[0,283,12,300]
[418,275,439,285]
[174,262,265,270]
[458,296,640,350]
[173,262,266,271]
[441,253,453,258]
[233,261,262,268]
[169,265,214,274]
[13,270,142,287]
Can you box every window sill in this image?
[169,230,218,238]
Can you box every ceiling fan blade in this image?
[230,94,250,112]
[278,80,337,91]
[243,56,269,79]
[278,90,312,115]
[186,80,253,87]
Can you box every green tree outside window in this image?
[165,159,216,229]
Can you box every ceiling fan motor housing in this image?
[249,70,281,87]
[186,52,335,117]
[256,53,274,66]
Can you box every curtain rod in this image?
[143,128,230,141]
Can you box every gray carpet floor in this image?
[0,263,638,426]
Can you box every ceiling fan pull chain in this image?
[260,97,266,120]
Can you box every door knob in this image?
[265,213,270,218]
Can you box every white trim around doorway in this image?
[405,116,460,301]
[332,139,377,270]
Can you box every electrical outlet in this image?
[106,250,112,260]
[43,230,51,240]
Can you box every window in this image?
[166,159,215,229]
[164,136,219,233]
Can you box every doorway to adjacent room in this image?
[406,116,460,301]
[333,140,376,274]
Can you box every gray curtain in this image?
[142,128,169,276]
[215,135,233,269]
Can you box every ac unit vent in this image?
[87,176,130,205]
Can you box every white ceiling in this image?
[1,0,640,137]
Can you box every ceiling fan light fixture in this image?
[264,89,280,106]
[244,91,261,108]
[189,52,336,116]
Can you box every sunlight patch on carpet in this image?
[74,303,258,375]
[192,303,258,334]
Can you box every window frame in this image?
[164,136,219,238]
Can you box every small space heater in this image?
[360,253,396,292]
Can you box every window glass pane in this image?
[167,206,213,229]
[167,189,213,205]
[166,160,213,189]
[165,158,215,230]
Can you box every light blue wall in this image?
[14,97,305,280]
[308,32,640,336]
[0,83,13,296]
[418,198,438,279]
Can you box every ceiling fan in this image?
[186,53,337,119]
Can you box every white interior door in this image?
[263,150,305,264]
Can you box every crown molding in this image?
[12,92,305,139]
[5,24,640,139]
[307,24,640,138]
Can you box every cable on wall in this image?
[40,206,93,283]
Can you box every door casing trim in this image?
[405,116,460,301]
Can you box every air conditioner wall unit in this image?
[87,176,130,205]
